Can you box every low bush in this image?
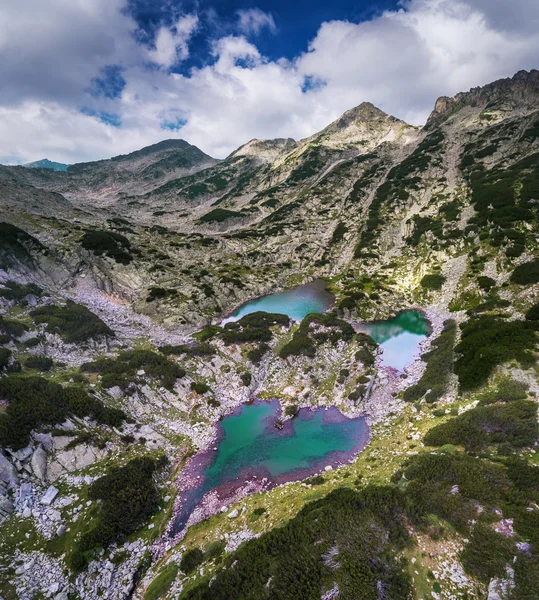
[69,456,162,571]
[460,524,515,583]
[240,372,252,386]
[510,259,539,285]
[31,301,113,343]
[160,343,215,357]
[0,348,11,370]
[420,274,446,290]
[477,276,496,291]
[423,399,537,451]
[247,343,270,365]
[525,301,539,321]
[191,381,211,395]
[0,376,125,449]
[180,548,205,574]
[220,312,289,345]
[24,355,53,372]
[279,313,354,359]
[81,230,133,264]
[454,316,537,391]
[0,281,42,301]
[81,350,185,391]
[0,315,28,339]
[403,320,456,403]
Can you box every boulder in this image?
[0,451,19,489]
[41,485,59,506]
[31,445,47,481]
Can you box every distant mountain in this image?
[23,158,70,172]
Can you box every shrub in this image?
[180,548,205,573]
[477,276,496,291]
[460,524,514,583]
[0,376,125,449]
[31,301,113,343]
[403,320,456,403]
[220,312,289,345]
[420,274,446,290]
[423,399,538,451]
[199,209,241,223]
[81,230,133,264]
[191,381,211,395]
[525,302,539,321]
[0,315,28,339]
[160,343,215,357]
[70,456,162,571]
[510,259,539,285]
[81,350,185,391]
[180,486,412,600]
[279,313,354,359]
[247,343,270,364]
[24,355,53,372]
[454,316,537,391]
[0,348,11,370]
[284,404,298,417]
[240,372,252,386]
[0,281,42,301]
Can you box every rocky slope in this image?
[0,69,539,600]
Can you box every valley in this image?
[0,69,539,600]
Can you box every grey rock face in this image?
[0,451,19,489]
[31,445,47,481]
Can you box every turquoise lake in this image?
[173,400,368,533]
[222,279,334,324]
[360,310,430,371]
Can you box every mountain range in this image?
[0,69,539,600]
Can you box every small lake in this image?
[172,400,368,534]
[359,310,430,371]
[222,279,334,324]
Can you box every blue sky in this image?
[1,0,539,164]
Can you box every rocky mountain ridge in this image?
[0,69,539,600]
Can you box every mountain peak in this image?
[427,68,539,126]
[23,158,70,172]
[229,138,297,162]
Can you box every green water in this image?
[205,401,367,483]
[223,279,334,324]
[173,401,368,532]
[361,310,430,371]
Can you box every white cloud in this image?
[1,0,539,164]
[237,8,276,36]
[147,14,199,68]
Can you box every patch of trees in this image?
[24,355,53,372]
[0,280,42,301]
[511,259,539,285]
[279,313,355,359]
[69,456,164,571]
[180,486,412,600]
[0,376,125,450]
[403,319,456,403]
[159,342,215,357]
[420,273,446,290]
[0,315,28,342]
[31,301,113,343]
[424,399,538,451]
[81,229,133,264]
[199,208,242,223]
[81,349,185,391]
[454,316,537,391]
[207,312,289,346]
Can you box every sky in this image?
[1,0,539,164]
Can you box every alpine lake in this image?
[173,282,430,534]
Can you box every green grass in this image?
[145,563,179,600]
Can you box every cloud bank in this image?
[1,0,538,163]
